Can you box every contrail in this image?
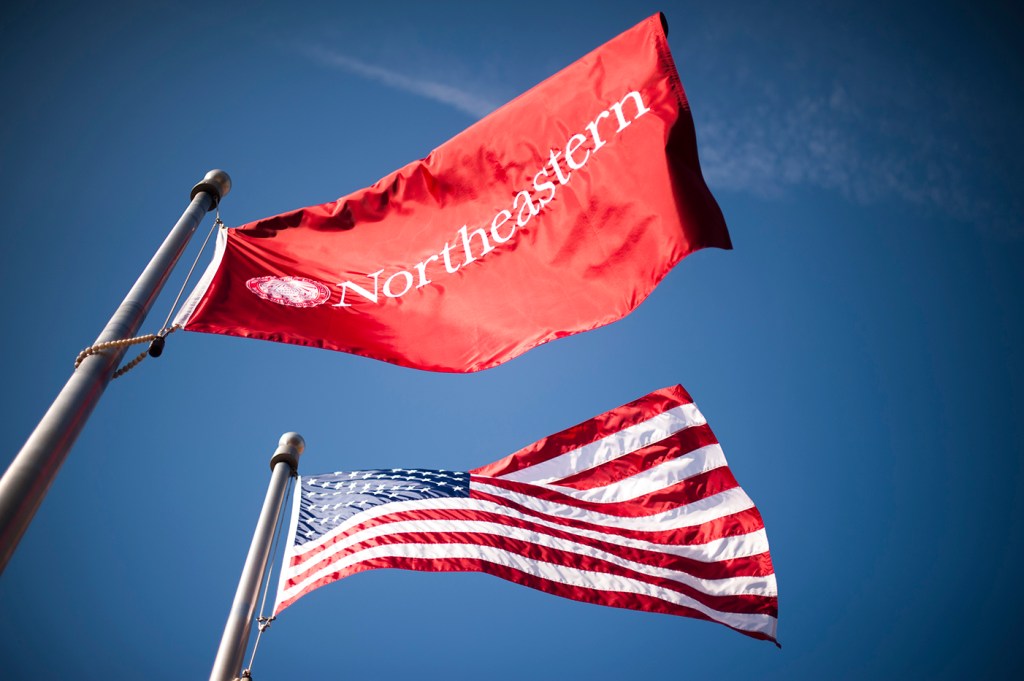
[301,45,498,119]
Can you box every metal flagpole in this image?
[210,432,304,681]
[0,169,231,574]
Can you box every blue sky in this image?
[1,1,1021,679]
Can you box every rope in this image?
[73,326,181,376]
[159,210,222,331]
[73,210,224,379]
[242,473,296,679]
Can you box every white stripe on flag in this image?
[280,542,777,637]
[543,444,728,503]
[472,481,756,530]
[498,403,706,484]
[283,518,776,599]
[281,495,768,572]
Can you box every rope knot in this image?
[71,209,222,380]
[74,325,180,378]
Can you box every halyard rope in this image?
[73,327,181,376]
[73,211,224,378]
[158,210,223,333]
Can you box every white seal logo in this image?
[246,276,331,308]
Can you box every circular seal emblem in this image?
[245,276,331,308]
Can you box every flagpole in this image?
[210,432,304,681]
[0,169,231,574]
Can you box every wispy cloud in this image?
[299,45,498,119]
[293,18,1019,237]
[696,78,1021,238]
[677,5,1023,238]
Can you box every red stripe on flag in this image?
[469,489,766,546]
[551,423,719,489]
[287,508,773,582]
[473,467,740,517]
[471,385,692,477]
[283,531,777,617]
[291,503,768,570]
[276,555,777,643]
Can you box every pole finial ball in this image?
[190,169,232,208]
[270,432,304,471]
[279,432,305,455]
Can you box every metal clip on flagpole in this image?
[210,433,304,681]
[0,170,231,575]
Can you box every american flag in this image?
[273,385,778,643]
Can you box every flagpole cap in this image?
[270,432,304,472]
[190,169,232,209]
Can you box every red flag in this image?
[177,13,731,372]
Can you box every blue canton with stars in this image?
[295,469,470,545]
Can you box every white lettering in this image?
[333,269,384,307]
[413,254,439,288]
[513,190,539,227]
[565,133,590,170]
[383,270,413,298]
[331,87,651,310]
[609,90,650,132]
[548,149,571,185]
[491,209,515,243]
[532,168,556,208]
[458,224,495,265]
[585,110,610,153]
[440,242,461,274]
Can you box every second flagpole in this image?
[210,432,304,681]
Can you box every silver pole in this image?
[0,169,232,574]
[210,433,304,681]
